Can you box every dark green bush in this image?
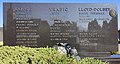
[0,46,108,64]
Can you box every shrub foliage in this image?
[0,46,109,64]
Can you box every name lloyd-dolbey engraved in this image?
[78,8,110,11]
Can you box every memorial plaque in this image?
[3,3,118,56]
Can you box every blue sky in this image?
[0,0,120,30]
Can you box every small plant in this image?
[0,41,3,46]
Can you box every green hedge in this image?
[0,46,109,64]
[79,57,108,64]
